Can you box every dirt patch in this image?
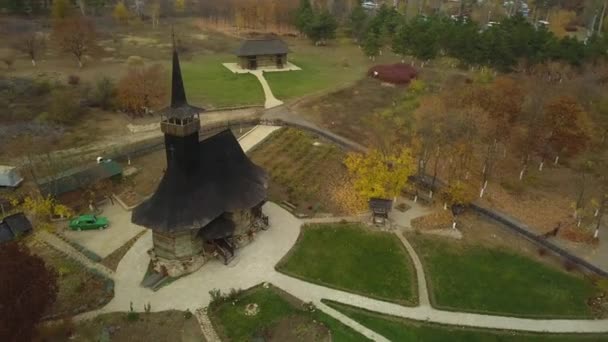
[261,315,331,342]
[36,310,203,342]
[294,78,404,144]
[411,210,453,231]
[100,230,146,271]
[27,240,113,320]
[249,128,348,216]
[121,35,159,46]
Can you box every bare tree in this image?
[18,31,46,67]
[0,49,17,70]
[53,17,97,68]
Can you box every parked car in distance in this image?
[362,1,378,9]
[69,215,109,231]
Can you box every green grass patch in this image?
[209,285,369,342]
[277,223,417,304]
[409,234,596,318]
[181,54,264,108]
[264,38,398,101]
[325,300,608,341]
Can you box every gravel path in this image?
[250,70,284,109]
[36,231,115,279]
[62,116,608,339]
[73,200,608,337]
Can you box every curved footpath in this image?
[41,119,608,340]
[75,200,608,340]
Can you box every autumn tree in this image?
[593,97,608,145]
[117,64,168,116]
[17,31,46,67]
[442,180,476,229]
[51,0,70,20]
[475,77,523,192]
[54,17,97,68]
[113,1,130,24]
[12,195,73,230]
[0,49,17,70]
[345,147,416,200]
[150,0,161,28]
[538,96,591,170]
[174,0,186,13]
[0,243,58,342]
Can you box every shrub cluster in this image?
[368,63,417,85]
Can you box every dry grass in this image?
[27,240,113,319]
[249,128,348,215]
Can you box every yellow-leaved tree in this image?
[113,1,130,24]
[51,0,70,20]
[174,0,186,13]
[10,195,73,231]
[345,147,415,200]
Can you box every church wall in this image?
[152,231,176,259]
[153,230,204,259]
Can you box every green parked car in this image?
[69,215,109,231]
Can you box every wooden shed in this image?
[235,37,289,70]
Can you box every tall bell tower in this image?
[159,33,204,172]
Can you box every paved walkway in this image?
[36,231,114,279]
[250,70,284,109]
[63,112,608,338]
[195,307,221,342]
[222,62,301,74]
[238,125,281,152]
[74,200,608,337]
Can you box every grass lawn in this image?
[264,42,373,101]
[209,284,368,342]
[277,223,417,305]
[181,54,265,108]
[408,234,597,318]
[325,301,608,342]
[249,128,348,215]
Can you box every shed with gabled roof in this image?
[234,37,289,70]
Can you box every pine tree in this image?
[295,0,315,36]
[308,10,338,45]
[349,3,368,42]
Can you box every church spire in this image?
[170,28,188,108]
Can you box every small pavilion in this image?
[132,41,269,277]
[234,37,289,70]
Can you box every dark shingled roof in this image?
[131,129,268,232]
[198,216,235,240]
[38,161,123,197]
[157,48,205,119]
[369,198,393,212]
[0,213,33,243]
[235,38,288,57]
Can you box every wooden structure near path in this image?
[132,40,269,278]
[235,37,289,70]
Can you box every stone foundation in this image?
[147,213,269,277]
[148,249,207,278]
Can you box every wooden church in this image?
[131,42,269,277]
